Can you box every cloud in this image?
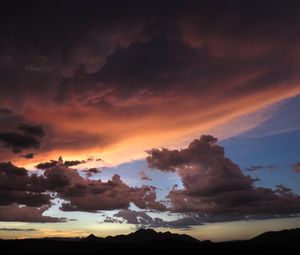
[109,210,205,229]
[0,161,51,207]
[17,123,45,138]
[0,107,14,115]
[1,0,300,228]
[1,1,300,164]
[36,160,58,170]
[34,160,166,212]
[36,157,84,169]
[0,161,27,176]
[84,168,102,177]
[113,209,156,225]
[0,228,37,231]
[21,153,34,159]
[0,132,41,153]
[275,185,293,194]
[103,216,123,224]
[108,208,300,229]
[44,164,165,212]
[1,133,300,226]
[0,204,65,223]
[292,162,300,173]
[0,159,166,221]
[0,116,45,155]
[147,135,222,173]
[64,160,85,167]
[246,165,275,171]
[139,171,152,181]
[147,135,300,221]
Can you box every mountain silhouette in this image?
[1,228,299,255]
[83,228,199,244]
[250,228,300,244]
[84,234,102,242]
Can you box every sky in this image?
[1,0,300,241]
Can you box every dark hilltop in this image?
[1,228,299,255]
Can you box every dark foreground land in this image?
[1,228,299,255]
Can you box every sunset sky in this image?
[1,0,300,241]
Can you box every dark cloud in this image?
[1,1,300,159]
[0,161,27,176]
[292,162,300,173]
[0,0,153,105]
[64,160,85,167]
[0,108,14,115]
[112,209,165,227]
[21,153,34,159]
[103,216,123,224]
[139,171,152,181]
[36,158,84,169]
[0,132,41,153]
[48,166,165,212]
[0,204,65,223]
[84,168,102,177]
[36,160,58,170]
[49,0,300,114]
[110,209,300,230]
[0,108,24,133]
[147,135,221,172]
[0,162,51,207]
[0,159,165,221]
[1,0,300,227]
[246,165,275,171]
[17,123,45,138]
[152,212,300,229]
[35,160,166,212]
[0,108,25,157]
[147,135,300,221]
[110,210,203,229]
[0,228,37,231]
[0,160,74,222]
[0,111,45,155]
[275,185,293,194]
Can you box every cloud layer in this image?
[1,0,300,164]
[1,135,300,227]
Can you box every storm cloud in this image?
[1,0,300,232]
[0,109,45,155]
[147,135,300,221]
[0,1,300,163]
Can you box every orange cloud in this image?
[1,0,300,167]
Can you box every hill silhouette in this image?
[0,228,299,255]
[82,228,199,244]
[250,228,300,244]
[84,234,102,242]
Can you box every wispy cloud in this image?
[0,228,36,232]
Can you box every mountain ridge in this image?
[1,228,299,255]
[2,227,300,243]
[250,228,300,244]
[82,228,199,244]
